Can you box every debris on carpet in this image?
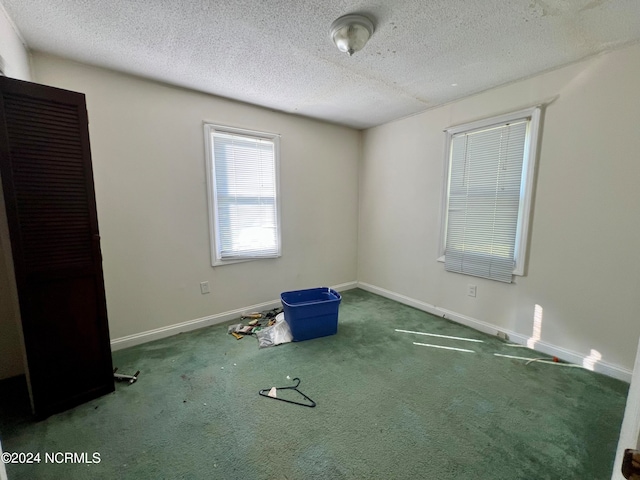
[228,307,292,348]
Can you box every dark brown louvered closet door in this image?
[0,76,114,418]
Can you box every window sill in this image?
[212,255,281,267]
[437,255,524,277]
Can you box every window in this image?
[204,124,281,266]
[439,107,541,283]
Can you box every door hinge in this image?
[622,449,640,479]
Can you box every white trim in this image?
[204,123,281,139]
[110,298,281,351]
[437,131,453,260]
[439,107,541,278]
[444,106,542,135]
[513,107,540,276]
[612,336,640,479]
[357,281,632,382]
[203,123,217,265]
[203,123,282,267]
[330,281,359,291]
[110,281,358,350]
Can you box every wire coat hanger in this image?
[259,377,316,408]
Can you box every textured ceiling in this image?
[3,0,640,129]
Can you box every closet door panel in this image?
[0,76,114,418]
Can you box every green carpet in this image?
[0,289,628,479]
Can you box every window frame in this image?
[204,122,282,267]
[438,106,541,278]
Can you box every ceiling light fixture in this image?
[329,14,375,56]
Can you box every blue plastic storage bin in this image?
[280,287,341,342]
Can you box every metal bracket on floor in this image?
[113,368,140,385]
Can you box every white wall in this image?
[30,53,359,341]
[0,4,30,379]
[0,4,30,80]
[4,19,638,382]
[359,43,640,374]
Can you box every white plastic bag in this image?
[256,313,293,348]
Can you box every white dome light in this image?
[330,14,375,56]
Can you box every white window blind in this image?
[444,120,529,283]
[206,125,280,264]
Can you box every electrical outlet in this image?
[467,284,477,297]
[200,281,210,294]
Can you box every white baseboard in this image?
[357,281,632,383]
[110,281,358,351]
[331,281,359,292]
